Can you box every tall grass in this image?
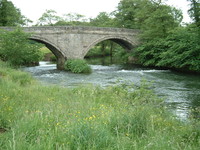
[0,60,200,149]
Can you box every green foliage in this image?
[117,0,199,72]
[0,60,34,86]
[115,0,141,28]
[187,0,200,27]
[85,40,131,64]
[157,26,200,71]
[0,28,43,66]
[38,12,90,26]
[64,59,92,74]
[37,9,61,26]
[134,25,200,72]
[50,55,57,62]
[86,41,113,58]
[115,0,182,39]
[54,20,90,26]
[90,12,117,27]
[40,46,51,55]
[54,12,116,27]
[0,62,200,149]
[62,13,88,23]
[113,47,130,64]
[134,38,169,66]
[0,0,25,26]
[140,4,183,40]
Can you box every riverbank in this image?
[0,60,200,149]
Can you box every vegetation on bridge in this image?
[1,60,200,149]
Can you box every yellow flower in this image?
[125,133,130,136]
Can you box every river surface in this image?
[23,61,200,120]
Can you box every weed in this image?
[64,59,92,74]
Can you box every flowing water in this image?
[23,61,200,120]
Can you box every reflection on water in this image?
[23,61,200,120]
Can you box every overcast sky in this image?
[10,0,191,24]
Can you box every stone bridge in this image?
[1,26,139,69]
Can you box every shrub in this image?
[0,28,43,66]
[134,26,200,72]
[64,59,92,74]
[50,55,57,62]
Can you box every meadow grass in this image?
[0,60,200,149]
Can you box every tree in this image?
[134,26,200,72]
[115,0,182,39]
[90,12,116,27]
[21,16,33,27]
[0,0,25,26]
[114,0,142,28]
[140,4,182,40]
[54,13,89,26]
[63,13,87,22]
[0,28,43,66]
[187,0,200,27]
[37,9,61,26]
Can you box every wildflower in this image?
[125,133,130,136]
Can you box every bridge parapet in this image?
[0,26,139,36]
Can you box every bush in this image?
[134,26,200,72]
[50,55,57,62]
[64,59,92,74]
[0,28,43,66]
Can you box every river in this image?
[23,61,200,120]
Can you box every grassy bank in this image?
[0,60,200,149]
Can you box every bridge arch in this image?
[83,36,136,58]
[29,36,66,69]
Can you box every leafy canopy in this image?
[134,25,200,72]
[0,0,25,26]
[115,0,182,39]
[187,0,200,27]
[37,9,61,26]
[0,28,43,66]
